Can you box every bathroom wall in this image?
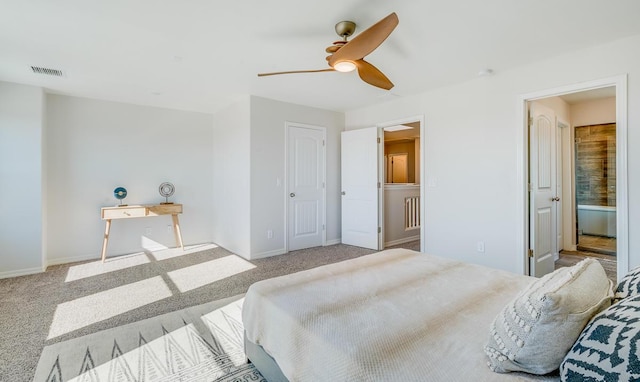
[575,124,616,207]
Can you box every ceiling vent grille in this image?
[30,66,64,77]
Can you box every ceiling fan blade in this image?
[328,12,398,67]
[258,68,335,77]
[354,59,394,90]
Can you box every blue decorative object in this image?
[113,187,127,206]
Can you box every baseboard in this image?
[250,248,287,260]
[0,266,45,280]
[325,238,341,246]
[384,235,420,247]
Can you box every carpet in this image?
[32,295,265,382]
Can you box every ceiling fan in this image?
[258,12,399,90]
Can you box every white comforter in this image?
[243,248,559,381]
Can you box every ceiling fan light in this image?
[334,61,356,73]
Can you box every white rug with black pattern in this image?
[33,295,265,382]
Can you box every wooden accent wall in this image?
[575,123,616,206]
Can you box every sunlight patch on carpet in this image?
[141,236,169,252]
[48,276,172,339]
[151,243,219,261]
[65,253,151,282]
[167,255,256,293]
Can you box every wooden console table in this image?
[100,204,184,262]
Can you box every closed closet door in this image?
[287,124,325,251]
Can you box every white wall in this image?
[249,96,344,258]
[211,96,251,258]
[0,82,44,277]
[46,95,214,264]
[384,185,420,246]
[346,33,640,274]
[572,97,616,127]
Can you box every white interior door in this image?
[529,102,558,277]
[288,125,325,251]
[341,127,381,250]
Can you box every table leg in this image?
[101,219,111,262]
[172,214,184,251]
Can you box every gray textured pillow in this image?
[485,259,613,375]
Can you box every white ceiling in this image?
[559,86,616,104]
[1,1,639,114]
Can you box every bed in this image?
[242,248,617,381]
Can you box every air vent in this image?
[30,66,64,77]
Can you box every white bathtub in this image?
[577,205,616,237]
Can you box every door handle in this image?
[290,193,296,198]
[341,191,346,195]
[552,197,560,201]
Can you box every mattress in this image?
[242,248,560,381]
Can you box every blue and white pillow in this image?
[614,266,640,302]
[560,294,640,381]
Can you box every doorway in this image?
[382,121,421,249]
[340,115,425,253]
[519,76,628,280]
[387,153,409,183]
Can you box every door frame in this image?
[517,75,628,279]
[556,118,570,254]
[284,122,327,252]
[377,114,426,253]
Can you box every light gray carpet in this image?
[0,241,420,381]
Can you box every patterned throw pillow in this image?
[485,259,613,375]
[614,266,640,302]
[560,294,640,381]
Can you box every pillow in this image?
[485,259,613,374]
[560,294,640,381]
[614,266,640,302]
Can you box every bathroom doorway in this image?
[575,122,617,257]
[524,81,623,282]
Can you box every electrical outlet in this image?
[267,229,273,239]
[477,241,485,253]
[167,225,173,233]
[145,227,152,235]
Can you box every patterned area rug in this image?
[33,295,266,382]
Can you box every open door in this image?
[341,127,381,250]
[529,102,557,277]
